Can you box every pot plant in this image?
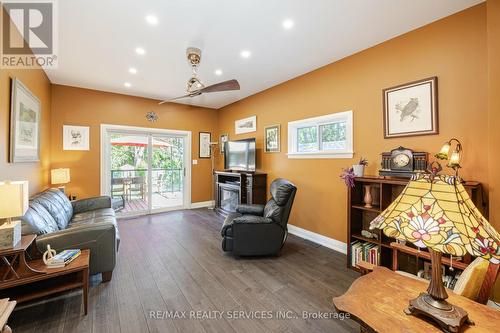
[352,157,368,177]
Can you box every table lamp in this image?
[0,181,28,248]
[51,168,70,193]
[370,168,499,332]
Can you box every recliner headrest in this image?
[270,178,296,206]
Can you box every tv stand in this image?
[214,171,267,215]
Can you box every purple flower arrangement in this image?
[340,167,356,188]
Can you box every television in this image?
[224,138,256,172]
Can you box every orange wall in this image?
[217,4,491,242]
[50,85,218,203]
[488,0,500,226]
[0,20,52,195]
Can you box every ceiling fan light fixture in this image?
[282,19,295,30]
[240,50,251,58]
[145,15,158,26]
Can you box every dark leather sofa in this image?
[21,188,120,281]
[221,178,297,256]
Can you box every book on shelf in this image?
[350,241,380,267]
[46,249,81,268]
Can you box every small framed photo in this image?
[383,77,438,138]
[220,133,228,154]
[63,125,90,151]
[199,132,211,158]
[264,124,280,153]
[235,115,256,134]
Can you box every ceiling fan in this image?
[158,47,240,104]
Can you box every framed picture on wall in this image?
[9,78,41,163]
[199,132,211,158]
[63,125,90,150]
[220,133,228,154]
[264,124,280,153]
[383,77,438,138]
[235,115,257,134]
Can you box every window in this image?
[288,111,353,158]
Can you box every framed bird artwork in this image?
[383,77,438,138]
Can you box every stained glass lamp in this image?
[370,171,499,332]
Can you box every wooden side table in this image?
[0,235,45,282]
[333,267,499,332]
[0,236,90,315]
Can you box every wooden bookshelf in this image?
[347,175,485,275]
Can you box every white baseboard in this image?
[287,224,347,254]
[190,200,215,209]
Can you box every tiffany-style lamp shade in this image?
[370,172,499,332]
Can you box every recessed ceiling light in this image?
[135,47,146,55]
[129,67,137,74]
[145,15,158,26]
[214,69,223,76]
[282,19,294,30]
[124,82,131,88]
[240,50,251,58]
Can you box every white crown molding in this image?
[288,224,347,254]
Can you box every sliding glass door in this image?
[101,125,191,217]
[150,135,184,210]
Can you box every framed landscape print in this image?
[10,78,41,162]
[383,77,438,138]
[199,132,211,158]
[63,125,90,150]
[220,133,228,154]
[235,116,257,134]
[264,124,280,153]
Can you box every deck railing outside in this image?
[111,168,183,199]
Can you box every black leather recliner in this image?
[221,178,297,256]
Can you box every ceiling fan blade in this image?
[158,92,199,104]
[198,79,240,93]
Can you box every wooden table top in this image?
[333,267,499,333]
[0,235,36,256]
[0,249,89,290]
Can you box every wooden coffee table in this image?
[0,236,90,315]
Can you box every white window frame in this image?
[287,110,353,159]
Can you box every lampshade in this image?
[370,173,499,264]
[51,168,70,184]
[435,142,451,160]
[0,181,29,219]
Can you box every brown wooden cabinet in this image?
[347,176,485,275]
[214,171,267,216]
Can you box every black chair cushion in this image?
[270,179,296,206]
[263,200,283,222]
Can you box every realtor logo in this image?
[1,0,58,68]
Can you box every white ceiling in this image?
[46,0,483,109]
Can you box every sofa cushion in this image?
[31,189,73,230]
[71,208,115,224]
[21,202,59,235]
[68,214,120,250]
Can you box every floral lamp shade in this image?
[370,173,499,264]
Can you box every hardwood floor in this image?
[8,209,360,333]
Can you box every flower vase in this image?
[363,185,373,208]
[352,164,365,177]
